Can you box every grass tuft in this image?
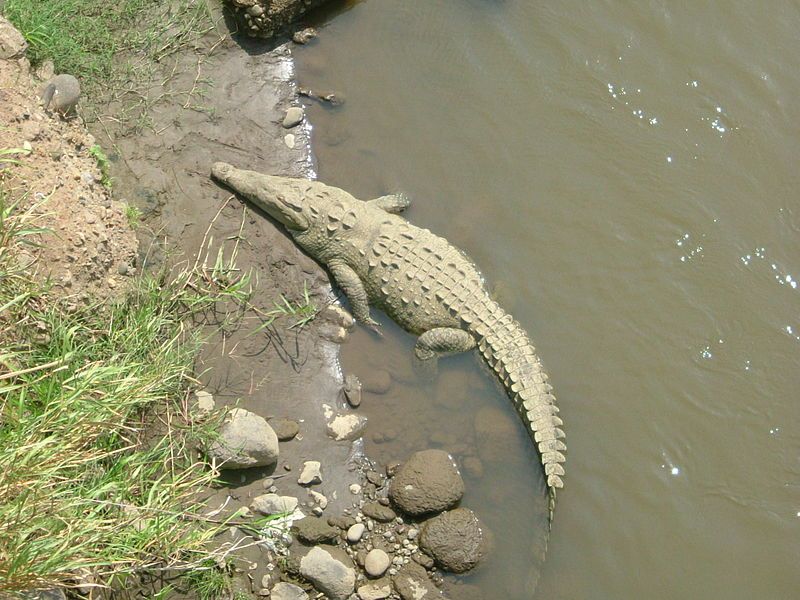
[0,191,254,594]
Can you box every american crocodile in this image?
[211,162,566,508]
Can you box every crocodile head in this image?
[211,162,310,231]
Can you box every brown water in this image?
[294,1,800,597]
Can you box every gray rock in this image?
[298,460,322,485]
[22,591,66,600]
[247,4,265,16]
[326,413,368,441]
[343,373,362,407]
[283,106,304,128]
[392,562,442,600]
[284,133,296,149]
[357,578,392,600]
[364,549,391,578]
[292,516,339,544]
[299,546,356,600]
[270,417,300,441]
[388,450,464,516]
[362,369,392,394]
[270,582,308,600]
[418,508,484,573]
[250,493,298,516]
[292,27,318,44]
[346,522,365,543]
[207,408,279,469]
[0,16,27,59]
[361,501,396,523]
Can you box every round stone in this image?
[418,508,485,573]
[364,549,390,578]
[346,523,365,543]
[270,417,300,441]
[388,449,464,516]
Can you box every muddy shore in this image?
[1,5,496,597]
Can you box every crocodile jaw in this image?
[211,162,308,230]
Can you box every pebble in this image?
[364,549,390,578]
[193,389,215,413]
[270,417,299,441]
[291,516,339,544]
[346,523,365,543]
[361,502,396,523]
[292,27,318,44]
[270,582,307,600]
[349,483,362,495]
[250,493,298,516]
[298,461,322,486]
[309,489,328,509]
[247,4,264,16]
[356,578,392,600]
[22,140,32,151]
[299,546,356,600]
[284,133,296,149]
[283,106,304,129]
[326,413,368,441]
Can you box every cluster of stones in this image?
[255,449,486,600]
[226,0,326,39]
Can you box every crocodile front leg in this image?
[367,194,411,213]
[327,259,381,331]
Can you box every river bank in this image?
[1,3,493,598]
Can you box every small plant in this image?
[254,282,318,332]
[88,144,112,188]
[0,147,30,170]
[124,202,142,229]
[181,560,230,600]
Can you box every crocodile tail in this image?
[469,301,565,514]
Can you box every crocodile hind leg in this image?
[327,260,381,333]
[413,327,476,378]
[367,193,411,213]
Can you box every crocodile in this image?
[211,162,566,509]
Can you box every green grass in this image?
[181,559,231,600]
[89,144,112,188]
[0,191,255,594]
[1,0,218,126]
[255,282,318,333]
[124,202,142,229]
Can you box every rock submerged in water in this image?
[299,546,356,600]
[388,449,464,516]
[206,408,278,469]
[419,508,485,573]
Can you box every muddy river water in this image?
[291,1,800,597]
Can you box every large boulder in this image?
[388,450,464,516]
[0,16,27,59]
[207,408,279,469]
[419,508,485,573]
[299,546,356,600]
[225,0,332,39]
